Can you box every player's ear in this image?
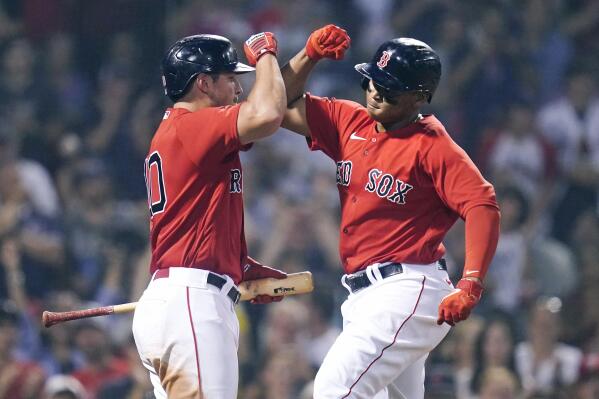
[196,73,212,95]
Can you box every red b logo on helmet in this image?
[377,51,391,68]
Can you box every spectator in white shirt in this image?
[516,297,583,396]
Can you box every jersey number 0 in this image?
[145,151,167,216]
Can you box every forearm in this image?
[280,24,349,136]
[281,49,318,106]
[438,205,498,326]
[247,54,286,120]
[463,205,501,281]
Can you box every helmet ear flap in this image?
[361,77,369,91]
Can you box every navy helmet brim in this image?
[354,62,403,93]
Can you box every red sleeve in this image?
[463,205,501,280]
[303,93,347,160]
[174,104,243,165]
[423,129,499,218]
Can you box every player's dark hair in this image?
[178,73,221,102]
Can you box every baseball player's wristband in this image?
[305,41,322,60]
[456,278,483,301]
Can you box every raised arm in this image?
[237,32,286,145]
[281,25,350,136]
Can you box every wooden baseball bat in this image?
[42,271,313,328]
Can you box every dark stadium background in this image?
[0,0,597,398]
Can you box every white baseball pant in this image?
[313,261,453,398]
[132,268,240,399]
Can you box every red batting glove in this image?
[437,278,483,326]
[305,24,350,61]
[244,32,278,66]
[243,256,287,304]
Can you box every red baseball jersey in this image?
[144,105,249,283]
[305,94,498,274]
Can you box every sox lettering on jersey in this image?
[365,168,413,204]
[335,161,414,205]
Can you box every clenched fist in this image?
[244,32,278,66]
[305,24,350,61]
[437,278,483,326]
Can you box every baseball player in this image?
[132,33,287,399]
[281,25,501,398]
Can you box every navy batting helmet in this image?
[355,38,441,103]
[161,34,255,102]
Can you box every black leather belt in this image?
[343,259,447,294]
[153,268,241,304]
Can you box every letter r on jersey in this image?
[230,169,242,193]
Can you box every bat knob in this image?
[42,311,56,328]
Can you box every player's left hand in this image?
[437,278,483,326]
[243,256,287,304]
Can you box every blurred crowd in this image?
[0,0,598,398]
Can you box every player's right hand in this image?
[243,256,287,304]
[305,24,350,61]
[244,32,278,66]
[437,278,483,326]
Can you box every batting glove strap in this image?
[305,24,350,61]
[456,278,484,302]
[244,32,277,66]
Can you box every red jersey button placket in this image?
[363,127,379,156]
